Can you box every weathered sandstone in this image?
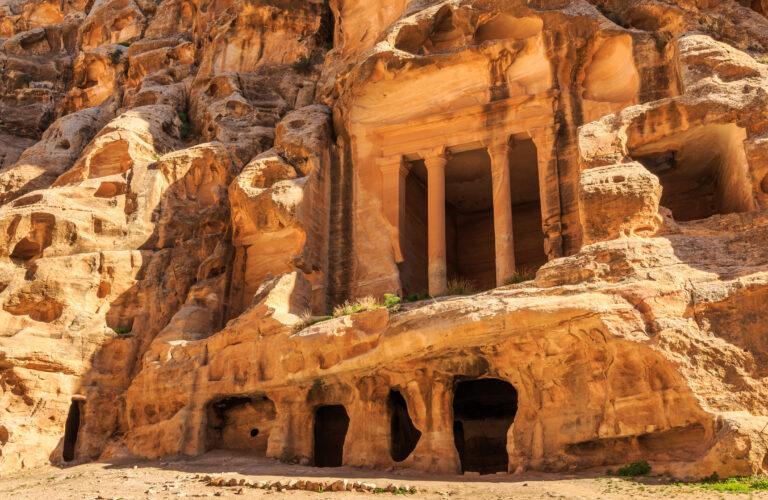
[1,0,767,483]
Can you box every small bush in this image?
[405,292,431,302]
[109,50,122,65]
[610,461,651,477]
[17,73,32,86]
[505,267,537,285]
[177,111,193,140]
[292,55,312,75]
[383,293,401,308]
[112,326,132,335]
[330,293,403,318]
[444,277,476,296]
[755,54,768,65]
[117,41,131,47]
[653,32,672,52]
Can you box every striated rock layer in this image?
[0,0,767,480]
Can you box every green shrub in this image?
[177,111,193,140]
[109,50,122,65]
[405,292,431,302]
[755,55,768,65]
[117,41,131,47]
[112,326,132,335]
[674,475,768,493]
[292,55,312,75]
[610,461,652,477]
[383,293,401,307]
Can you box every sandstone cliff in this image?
[0,0,767,481]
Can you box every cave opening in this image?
[388,390,421,462]
[205,395,276,455]
[63,401,82,462]
[313,404,349,467]
[452,378,518,474]
[632,124,754,221]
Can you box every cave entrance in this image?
[632,124,754,221]
[452,378,517,474]
[313,404,349,467]
[444,148,496,291]
[63,401,82,462]
[205,395,276,455]
[509,137,547,275]
[388,390,421,462]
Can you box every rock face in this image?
[1,0,768,481]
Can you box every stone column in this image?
[424,153,448,296]
[487,142,516,286]
[378,157,409,262]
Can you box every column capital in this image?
[377,156,409,177]
[486,141,511,157]
[423,150,449,170]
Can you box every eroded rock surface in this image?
[0,0,767,481]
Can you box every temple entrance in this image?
[631,124,754,221]
[313,404,349,467]
[444,148,496,291]
[401,160,429,297]
[62,401,81,462]
[509,137,547,274]
[205,395,276,455]
[452,378,518,474]
[388,390,421,462]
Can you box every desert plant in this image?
[177,111,193,140]
[112,326,132,335]
[444,277,477,296]
[673,475,768,493]
[653,31,672,52]
[607,461,651,477]
[383,293,401,307]
[109,50,122,65]
[405,292,431,302]
[292,55,312,75]
[755,54,768,65]
[117,41,131,47]
[17,73,32,86]
[504,267,537,285]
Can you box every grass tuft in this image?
[445,277,476,296]
[177,111,193,140]
[504,267,537,285]
[109,50,122,65]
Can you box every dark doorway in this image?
[313,404,349,467]
[444,148,496,291]
[452,378,517,474]
[63,401,81,462]
[400,160,429,297]
[509,138,547,272]
[388,390,421,462]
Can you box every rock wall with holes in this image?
[1,0,768,481]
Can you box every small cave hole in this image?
[388,390,421,462]
[313,404,349,467]
[452,378,518,474]
[250,428,259,437]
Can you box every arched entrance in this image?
[313,404,349,467]
[452,378,518,474]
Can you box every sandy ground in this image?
[0,452,765,499]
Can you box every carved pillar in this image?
[378,157,409,262]
[424,153,448,296]
[487,142,516,286]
